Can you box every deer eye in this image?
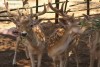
[30,24,33,27]
[17,25,20,27]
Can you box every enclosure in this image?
[0,0,100,67]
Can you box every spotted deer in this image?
[47,2,93,67]
[4,0,47,67]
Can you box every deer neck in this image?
[59,27,73,43]
[26,29,38,48]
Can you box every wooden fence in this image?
[0,0,100,23]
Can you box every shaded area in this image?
[0,34,91,67]
[0,35,29,67]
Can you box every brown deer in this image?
[88,31,100,67]
[4,0,47,67]
[81,14,100,67]
[47,2,93,67]
[86,22,100,67]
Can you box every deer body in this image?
[47,25,87,67]
[4,0,47,67]
[48,28,73,57]
[14,17,46,67]
[47,2,93,67]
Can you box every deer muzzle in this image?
[21,31,27,37]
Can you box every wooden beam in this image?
[87,0,90,15]
[55,0,59,24]
[1,13,100,21]
[0,1,67,14]
[36,0,38,19]
[64,0,69,12]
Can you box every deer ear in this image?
[59,18,73,27]
[32,19,43,26]
[35,19,43,25]
[59,18,71,28]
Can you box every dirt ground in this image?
[1,14,100,67]
[0,21,98,67]
[0,32,92,67]
[0,0,100,67]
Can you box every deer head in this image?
[48,2,93,34]
[48,2,79,27]
[4,0,46,37]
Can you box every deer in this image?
[88,31,100,67]
[84,16,100,67]
[4,0,47,67]
[79,14,100,67]
[47,2,93,67]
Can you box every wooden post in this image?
[87,0,90,15]
[55,0,59,24]
[36,0,38,19]
[64,0,68,12]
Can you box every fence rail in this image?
[0,0,100,22]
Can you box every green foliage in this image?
[79,21,86,26]
[79,18,100,30]
[92,19,100,30]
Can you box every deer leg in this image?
[25,46,30,59]
[89,48,95,67]
[90,53,95,67]
[29,52,35,67]
[98,52,100,67]
[75,52,79,67]
[73,48,79,67]
[52,57,56,67]
[12,43,18,65]
[90,31,99,67]
[59,56,63,67]
[12,37,20,65]
[37,54,42,67]
[63,52,69,67]
[98,57,100,67]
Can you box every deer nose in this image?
[21,31,27,37]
